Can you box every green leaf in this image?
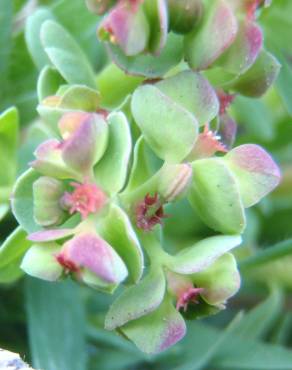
[25,8,55,70]
[0,203,9,222]
[98,204,144,284]
[193,253,240,305]
[11,168,41,233]
[0,259,24,284]
[96,63,144,109]
[94,112,131,195]
[21,243,63,281]
[58,84,100,111]
[189,158,246,234]
[165,234,242,274]
[25,278,87,370]
[41,20,96,88]
[125,136,152,192]
[224,144,281,208]
[105,267,165,330]
[0,107,19,188]
[121,295,186,354]
[228,50,281,97]
[239,238,292,271]
[131,84,198,162]
[184,0,237,70]
[108,33,183,78]
[37,65,65,101]
[156,71,219,126]
[232,289,283,340]
[216,20,262,75]
[0,226,31,270]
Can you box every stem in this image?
[137,231,168,266]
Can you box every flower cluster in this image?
[8,0,281,354]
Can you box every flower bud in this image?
[59,112,109,175]
[158,163,192,202]
[98,0,150,56]
[33,176,66,227]
[167,0,203,34]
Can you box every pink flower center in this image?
[61,182,107,219]
[135,193,167,231]
[176,287,204,312]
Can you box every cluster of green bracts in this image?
[6,0,281,353]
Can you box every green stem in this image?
[138,231,168,266]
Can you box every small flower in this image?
[176,287,204,312]
[135,193,167,231]
[188,124,227,160]
[61,181,107,220]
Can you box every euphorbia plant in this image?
[1,0,282,354]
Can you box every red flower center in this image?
[176,287,204,312]
[135,193,167,231]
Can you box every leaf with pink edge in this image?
[108,32,183,78]
[189,158,246,234]
[94,112,131,195]
[98,0,149,56]
[21,243,63,282]
[156,71,219,126]
[105,267,165,330]
[31,139,80,180]
[223,144,281,208]
[165,234,242,275]
[121,295,186,354]
[228,50,281,97]
[193,253,240,306]
[131,84,198,162]
[98,204,144,283]
[184,0,238,70]
[216,20,263,75]
[61,114,108,174]
[28,228,76,242]
[62,232,128,284]
[144,0,168,54]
